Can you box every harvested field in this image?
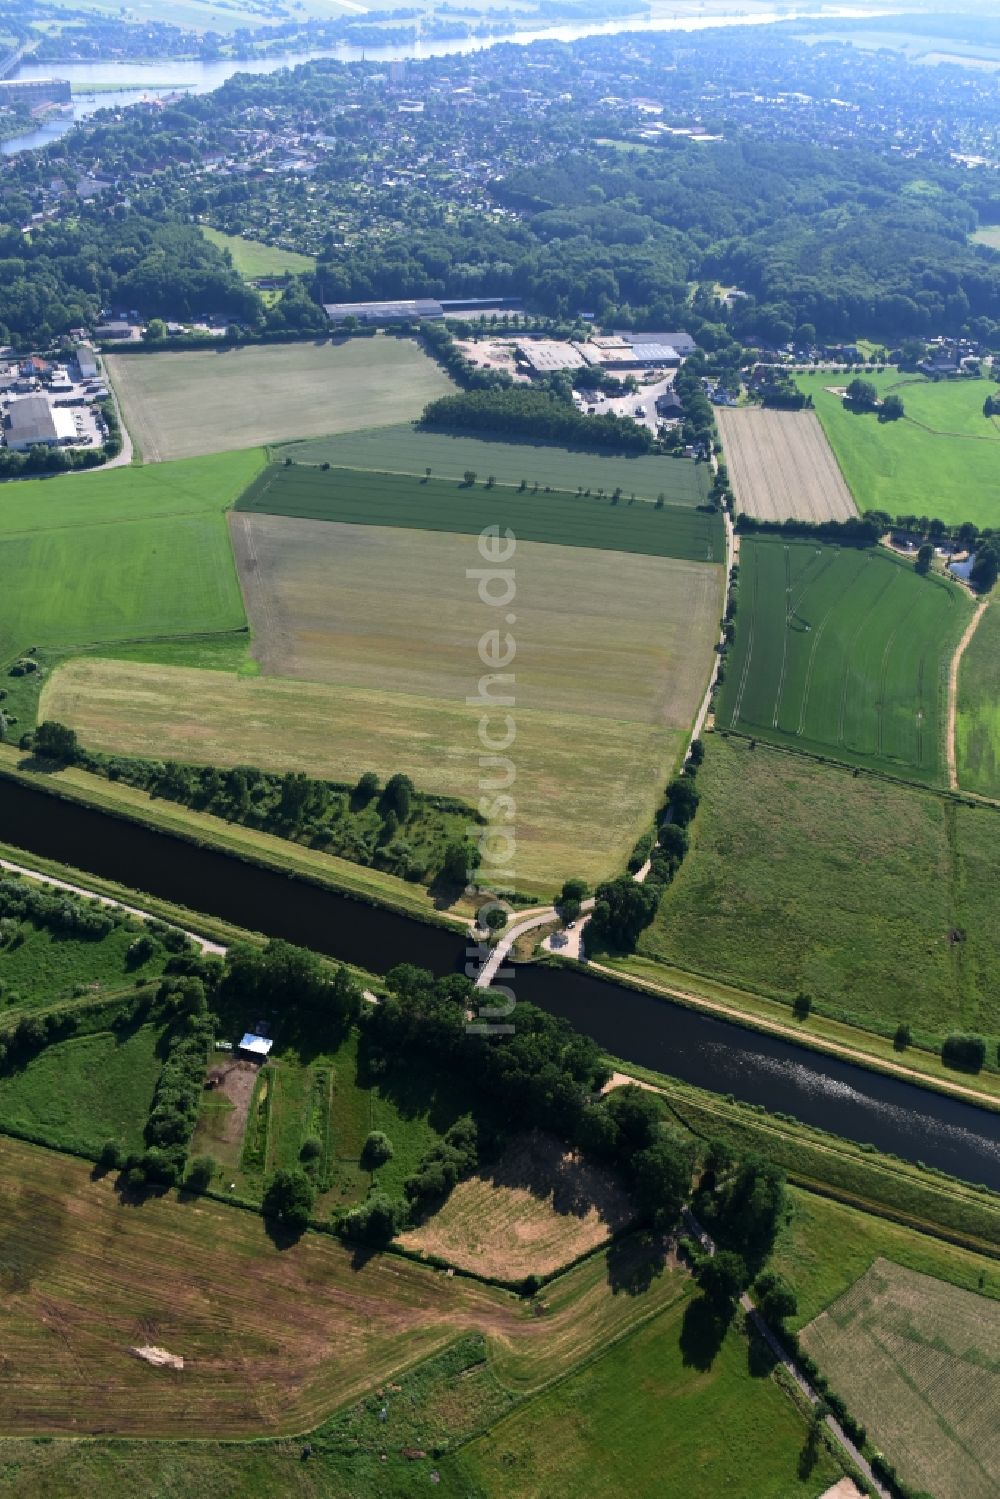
[0,1136,684,1438]
[106,339,454,463]
[276,423,710,507]
[398,1133,634,1278]
[717,406,856,523]
[800,1258,1000,1499]
[43,520,722,893]
[719,536,970,783]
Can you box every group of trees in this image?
[0,217,259,349]
[25,729,472,889]
[845,377,904,421]
[589,749,703,951]
[420,387,655,454]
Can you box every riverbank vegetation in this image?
[20,732,478,893]
[638,735,1000,1052]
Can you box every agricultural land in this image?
[956,600,1000,799]
[199,226,316,280]
[277,421,711,505]
[719,536,969,784]
[715,407,856,523]
[237,462,722,560]
[0,450,260,672]
[800,1259,1000,1499]
[397,1132,633,1278]
[105,338,455,462]
[797,371,1000,529]
[636,734,1000,1042]
[41,520,723,893]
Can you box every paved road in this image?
[0,858,225,955]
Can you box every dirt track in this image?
[717,406,857,523]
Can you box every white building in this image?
[76,342,99,379]
[5,394,77,451]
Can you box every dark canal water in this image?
[2,774,998,1189]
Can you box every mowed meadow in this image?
[638,735,1000,1041]
[0,1136,686,1440]
[43,518,724,893]
[800,1259,1000,1499]
[0,451,261,667]
[798,371,1000,529]
[106,337,455,462]
[277,421,711,506]
[720,537,969,783]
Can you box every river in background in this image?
[0,772,997,1189]
[3,4,884,154]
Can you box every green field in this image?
[106,339,455,463]
[237,463,723,562]
[200,225,315,280]
[719,537,969,783]
[771,1187,1000,1330]
[798,371,1000,528]
[277,421,710,506]
[0,920,163,1016]
[0,451,260,669]
[801,1259,1000,1499]
[44,522,723,893]
[637,735,1000,1039]
[0,1023,164,1157]
[450,1292,840,1498]
[957,601,1000,798]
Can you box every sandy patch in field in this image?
[398,1132,634,1279]
[717,406,857,523]
[204,1059,259,1145]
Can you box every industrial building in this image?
[323,298,445,326]
[4,394,76,451]
[517,339,587,373]
[614,330,697,356]
[75,342,99,379]
[0,77,71,107]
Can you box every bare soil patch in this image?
[717,407,856,523]
[398,1132,634,1279]
[204,1059,259,1146]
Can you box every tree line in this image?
[420,387,655,454]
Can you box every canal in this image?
[1,772,997,1188]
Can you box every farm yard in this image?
[956,601,1000,799]
[719,537,970,783]
[42,520,723,892]
[237,462,723,561]
[637,735,1000,1040]
[276,422,711,506]
[105,338,454,462]
[716,407,857,523]
[0,451,260,671]
[800,1259,1000,1499]
[799,372,1000,529]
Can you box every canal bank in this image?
[0,767,997,1189]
